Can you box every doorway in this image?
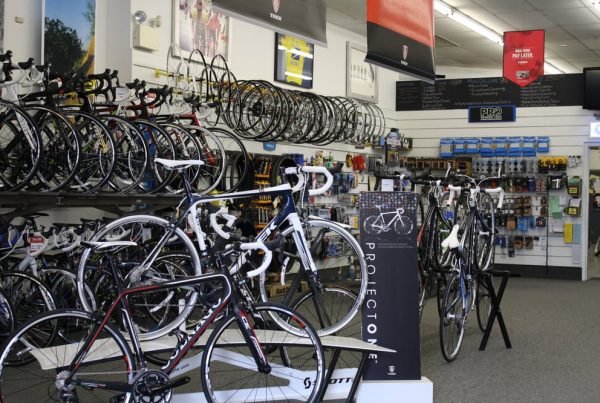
[587,146,600,279]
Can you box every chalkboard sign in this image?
[396,74,583,111]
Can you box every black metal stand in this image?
[318,349,370,402]
[479,269,512,351]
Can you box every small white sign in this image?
[590,122,600,137]
[381,179,394,192]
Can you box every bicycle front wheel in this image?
[0,309,136,402]
[259,219,367,336]
[439,273,466,362]
[201,303,325,403]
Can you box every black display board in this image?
[396,74,583,111]
[360,192,420,380]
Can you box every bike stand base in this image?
[355,378,433,403]
[479,269,512,351]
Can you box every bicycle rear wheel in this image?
[477,193,496,271]
[0,309,135,402]
[77,215,202,340]
[201,303,325,403]
[439,273,466,362]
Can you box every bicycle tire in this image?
[26,105,81,192]
[0,289,14,345]
[201,303,325,403]
[77,215,202,340]
[99,115,149,193]
[476,277,492,332]
[477,193,496,271]
[0,271,56,327]
[258,219,367,336]
[0,101,42,191]
[209,126,251,193]
[182,125,226,194]
[440,273,466,362]
[0,309,136,402]
[363,215,382,234]
[63,110,116,193]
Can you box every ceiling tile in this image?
[581,38,600,50]
[542,8,600,26]
[527,0,587,10]
[496,11,554,28]
[562,23,600,39]
[544,26,576,42]
[472,0,533,14]
[440,31,494,47]
[435,17,472,34]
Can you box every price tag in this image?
[29,236,45,253]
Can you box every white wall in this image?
[4,0,42,60]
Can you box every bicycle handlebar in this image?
[209,207,237,240]
[285,166,334,196]
[239,242,272,278]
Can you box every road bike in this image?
[363,204,414,236]
[0,239,325,402]
[439,174,504,361]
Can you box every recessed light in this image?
[560,44,568,47]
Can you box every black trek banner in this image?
[366,0,436,83]
[360,192,420,380]
[212,0,327,46]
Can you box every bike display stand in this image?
[479,269,512,351]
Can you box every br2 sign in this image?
[468,105,516,123]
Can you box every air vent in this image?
[435,34,462,48]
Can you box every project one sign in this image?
[359,192,420,380]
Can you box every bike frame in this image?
[68,254,278,394]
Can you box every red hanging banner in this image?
[366,0,435,83]
[503,30,545,87]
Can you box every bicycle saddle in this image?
[441,225,460,250]
[155,158,205,169]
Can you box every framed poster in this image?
[43,0,95,75]
[347,42,378,103]
[172,0,229,60]
[274,33,314,89]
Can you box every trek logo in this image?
[270,0,282,21]
[402,45,408,61]
[388,365,396,376]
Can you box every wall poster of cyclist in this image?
[274,33,314,89]
[173,0,230,60]
[43,0,95,76]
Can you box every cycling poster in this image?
[359,191,420,380]
[274,33,314,89]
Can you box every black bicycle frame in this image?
[67,254,273,393]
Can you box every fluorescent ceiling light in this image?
[284,72,313,80]
[434,0,565,73]
[277,45,314,59]
[434,0,502,45]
